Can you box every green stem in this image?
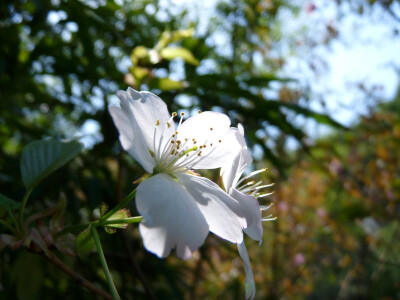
[54,216,143,239]
[19,188,33,232]
[91,225,121,300]
[99,189,137,222]
[100,217,143,226]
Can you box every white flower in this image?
[109,87,251,259]
[221,124,275,300]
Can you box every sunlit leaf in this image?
[149,77,186,91]
[20,140,83,190]
[160,47,199,66]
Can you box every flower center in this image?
[152,112,221,175]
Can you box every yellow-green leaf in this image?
[160,47,199,66]
[149,78,186,91]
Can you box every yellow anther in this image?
[167,122,171,128]
[180,112,185,116]
[198,110,202,114]
[199,145,203,149]
[210,128,213,131]
[175,131,178,135]
[155,119,160,126]
[177,140,181,144]
[171,140,175,144]
[203,144,206,148]
[172,112,177,117]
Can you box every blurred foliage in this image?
[0,0,399,299]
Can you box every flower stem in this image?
[100,216,143,226]
[91,225,121,300]
[99,189,137,222]
[19,188,32,232]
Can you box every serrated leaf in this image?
[105,209,131,232]
[76,225,95,259]
[20,140,83,190]
[0,193,20,214]
[160,47,199,66]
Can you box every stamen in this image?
[260,204,274,211]
[155,119,160,126]
[262,216,277,222]
[237,181,256,191]
[172,112,177,117]
[236,168,267,187]
[198,110,202,114]
[257,191,275,198]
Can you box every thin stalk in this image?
[54,216,142,239]
[99,189,136,222]
[91,225,121,300]
[19,188,32,232]
[100,217,142,226]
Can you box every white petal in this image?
[177,112,239,169]
[237,242,256,300]
[126,88,175,152]
[109,91,155,173]
[178,173,246,243]
[136,173,209,259]
[231,188,263,242]
[221,125,252,191]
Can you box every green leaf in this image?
[156,28,195,49]
[76,225,95,260]
[149,77,186,91]
[20,140,83,190]
[0,193,20,214]
[160,47,200,66]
